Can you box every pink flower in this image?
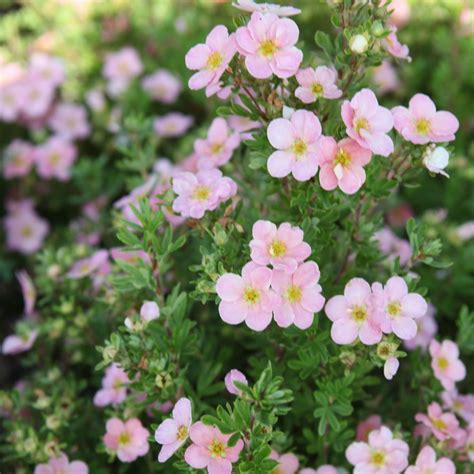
[0,82,24,122]
[35,136,77,181]
[172,169,237,219]
[372,61,399,95]
[271,261,325,329]
[404,303,437,351]
[224,369,248,395]
[249,220,311,273]
[29,53,65,87]
[155,398,192,462]
[392,94,459,144]
[415,402,465,442]
[34,452,88,474]
[140,301,160,322]
[235,12,302,79]
[356,415,382,442]
[16,270,36,316]
[371,276,427,340]
[341,88,394,157]
[346,426,409,474]
[405,446,455,474]
[300,466,338,474]
[141,69,182,104]
[384,0,411,27]
[85,88,105,112]
[154,113,194,138]
[269,450,299,473]
[185,25,236,94]
[441,390,474,424]
[3,139,35,179]
[4,200,49,254]
[216,261,279,331]
[429,339,466,391]
[383,357,399,380]
[110,247,151,265]
[48,102,90,140]
[103,47,143,82]
[2,329,38,355]
[227,114,261,140]
[184,421,244,473]
[325,278,382,345]
[194,117,241,169]
[17,79,55,119]
[233,0,301,17]
[382,27,410,61]
[295,66,342,103]
[94,363,130,407]
[373,227,412,266]
[318,136,372,194]
[267,110,322,181]
[67,250,109,279]
[103,417,150,462]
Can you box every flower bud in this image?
[371,21,385,37]
[140,301,160,322]
[376,341,398,360]
[224,369,248,395]
[47,264,61,279]
[350,34,369,54]
[423,146,450,177]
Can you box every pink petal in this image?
[293,304,315,329]
[401,293,427,319]
[346,442,371,465]
[361,130,394,157]
[252,219,277,241]
[184,444,209,469]
[272,48,302,77]
[250,266,273,289]
[245,55,273,79]
[291,110,321,143]
[158,440,183,463]
[155,419,178,444]
[267,150,294,178]
[293,261,320,287]
[267,118,295,149]
[344,278,371,305]
[392,317,417,340]
[188,70,214,90]
[273,302,295,327]
[185,44,211,70]
[331,318,358,344]
[216,273,244,301]
[319,164,338,191]
[219,300,248,325]
[359,323,382,345]
[295,87,316,104]
[301,287,325,313]
[172,397,192,427]
[235,27,258,54]
[245,308,273,331]
[409,93,436,118]
[430,111,459,138]
[385,276,407,300]
[189,422,214,446]
[208,457,232,474]
[206,25,230,50]
[325,295,348,321]
[272,18,299,48]
[292,155,318,181]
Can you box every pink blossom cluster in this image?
[373,227,412,266]
[93,363,130,407]
[103,47,143,97]
[216,220,325,331]
[141,69,182,104]
[34,452,88,474]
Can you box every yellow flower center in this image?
[453,400,463,412]
[285,284,302,303]
[311,83,323,95]
[415,118,431,135]
[269,240,287,257]
[192,185,211,201]
[271,468,282,474]
[208,438,226,458]
[118,431,131,445]
[21,226,33,238]
[113,378,123,389]
[243,287,260,305]
[48,152,62,165]
[437,357,449,371]
[432,417,447,431]
[210,142,224,155]
[207,51,223,71]
[259,40,278,57]
[351,305,367,322]
[291,139,307,157]
[354,117,370,134]
[387,301,401,317]
[371,450,386,466]
[177,425,188,441]
[335,148,352,167]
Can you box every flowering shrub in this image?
[0,0,473,473]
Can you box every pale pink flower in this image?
[441,390,474,424]
[94,363,130,407]
[172,169,237,219]
[372,61,399,95]
[384,0,411,27]
[141,69,182,104]
[267,110,321,181]
[295,66,342,103]
[356,415,382,442]
[270,450,299,473]
[236,12,302,79]
[429,339,466,391]
[67,250,109,279]
[346,426,409,474]
[233,0,301,17]
[318,136,372,194]
[16,270,36,316]
[110,247,151,265]
[228,115,261,140]
[154,112,194,138]
[2,329,38,355]
[249,220,311,273]
[456,221,474,241]
[103,418,150,462]
[0,83,24,121]
[325,278,382,345]
[140,301,160,322]
[382,27,410,61]
[34,452,88,474]
[4,200,49,254]
[415,402,465,442]
[404,303,437,351]
[155,398,192,462]
[216,261,279,331]
[342,88,394,157]
[185,25,236,94]
[300,466,338,474]
[184,421,244,473]
[224,369,248,395]
[194,117,240,169]
[405,446,455,474]
[392,94,459,144]
[48,102,90,140]
[3,139,35,178]
[35,136,77,181]
[29,53,65,87]
[17,78,55,119]
[103,47,143,82]
[371,276,427,340]
[383,357,399,380]
[85,88,106,112]
[373,227,412,266]
[271,261,325,329]
[106,78,129,98]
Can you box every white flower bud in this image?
[423,146,450,177]
[350,34,369,54]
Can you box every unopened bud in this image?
[350,34,369,54]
